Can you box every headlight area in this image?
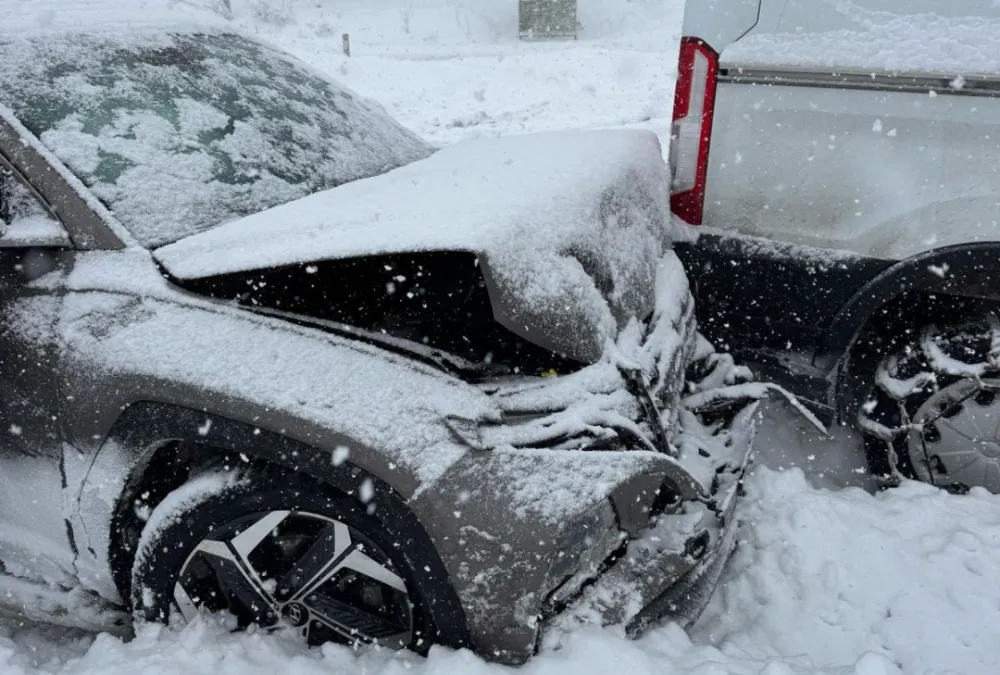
[538,473,705,613]
[538,473,721,627]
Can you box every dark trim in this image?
[242,305,499,380]
[0,114,124,250]
[101,400,472,651]
[0,152,58,221]
[821,242,1000,419]
[675,232,890,356]
[820,242,1000,369]
[719,67,1000,97]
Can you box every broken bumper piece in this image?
[625,479,742,637]
[550,395,755,641]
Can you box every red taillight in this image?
[670,37,719,226]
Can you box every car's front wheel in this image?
[859,318,1000,492]
[130,469,440,651]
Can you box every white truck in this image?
[671,0,1000,493]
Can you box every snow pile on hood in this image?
[725,2,1000,76]
[2,467,999,674]
[157,129,689,362]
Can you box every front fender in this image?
[60,290,498,495]
[58,278,498,598]
[71,401,469,634]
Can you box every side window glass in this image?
[0,167,72,247]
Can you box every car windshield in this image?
[0,31,433,248]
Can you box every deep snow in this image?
[1,0,998,673]
[4,449,1000,675]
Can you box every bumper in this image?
[552,411,753,638]
[625,475,742,636]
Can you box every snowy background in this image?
[2,1,999,673]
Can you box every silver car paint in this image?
[0,242,682,660]
[0,105,742,661]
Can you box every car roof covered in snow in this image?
[156,129,689,363]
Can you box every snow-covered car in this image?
[668,0,1000,493]
[0,12,760,664]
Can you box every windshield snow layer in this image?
[0,30,433,247]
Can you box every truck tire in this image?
[858,317,1000,492]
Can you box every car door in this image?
[0,149,77,585]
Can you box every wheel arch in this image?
[80,400,471,650]
[817,242,1000,422]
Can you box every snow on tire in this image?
[859,317,1000,492]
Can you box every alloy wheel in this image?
[172,509,413,647]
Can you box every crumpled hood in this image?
[155,129,692,362]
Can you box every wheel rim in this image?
[172,510,413,648]
[909,377,1000,492]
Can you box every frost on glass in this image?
[0,32,433,247]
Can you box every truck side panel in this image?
[704,78,1000,260]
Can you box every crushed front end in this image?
[475,252,762,655]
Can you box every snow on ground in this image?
[1,1,997,673]
[222,0,685,147]
[4,437,1000,674]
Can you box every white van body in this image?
[674,1,1000,494]
[692,0,1000,260]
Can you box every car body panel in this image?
[704,77,1000,261]
[58,250,744,661]
[725,0,1000,76]
[0,249,76,585]
[688,0,1000,261]
[59,251,498,497]
[681,0,760,54]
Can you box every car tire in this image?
[858,317,1000,492]
[130,467,456,653]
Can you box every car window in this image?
[0,168,72,248]
[0,31,433,248]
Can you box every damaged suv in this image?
[0,15,759,663]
